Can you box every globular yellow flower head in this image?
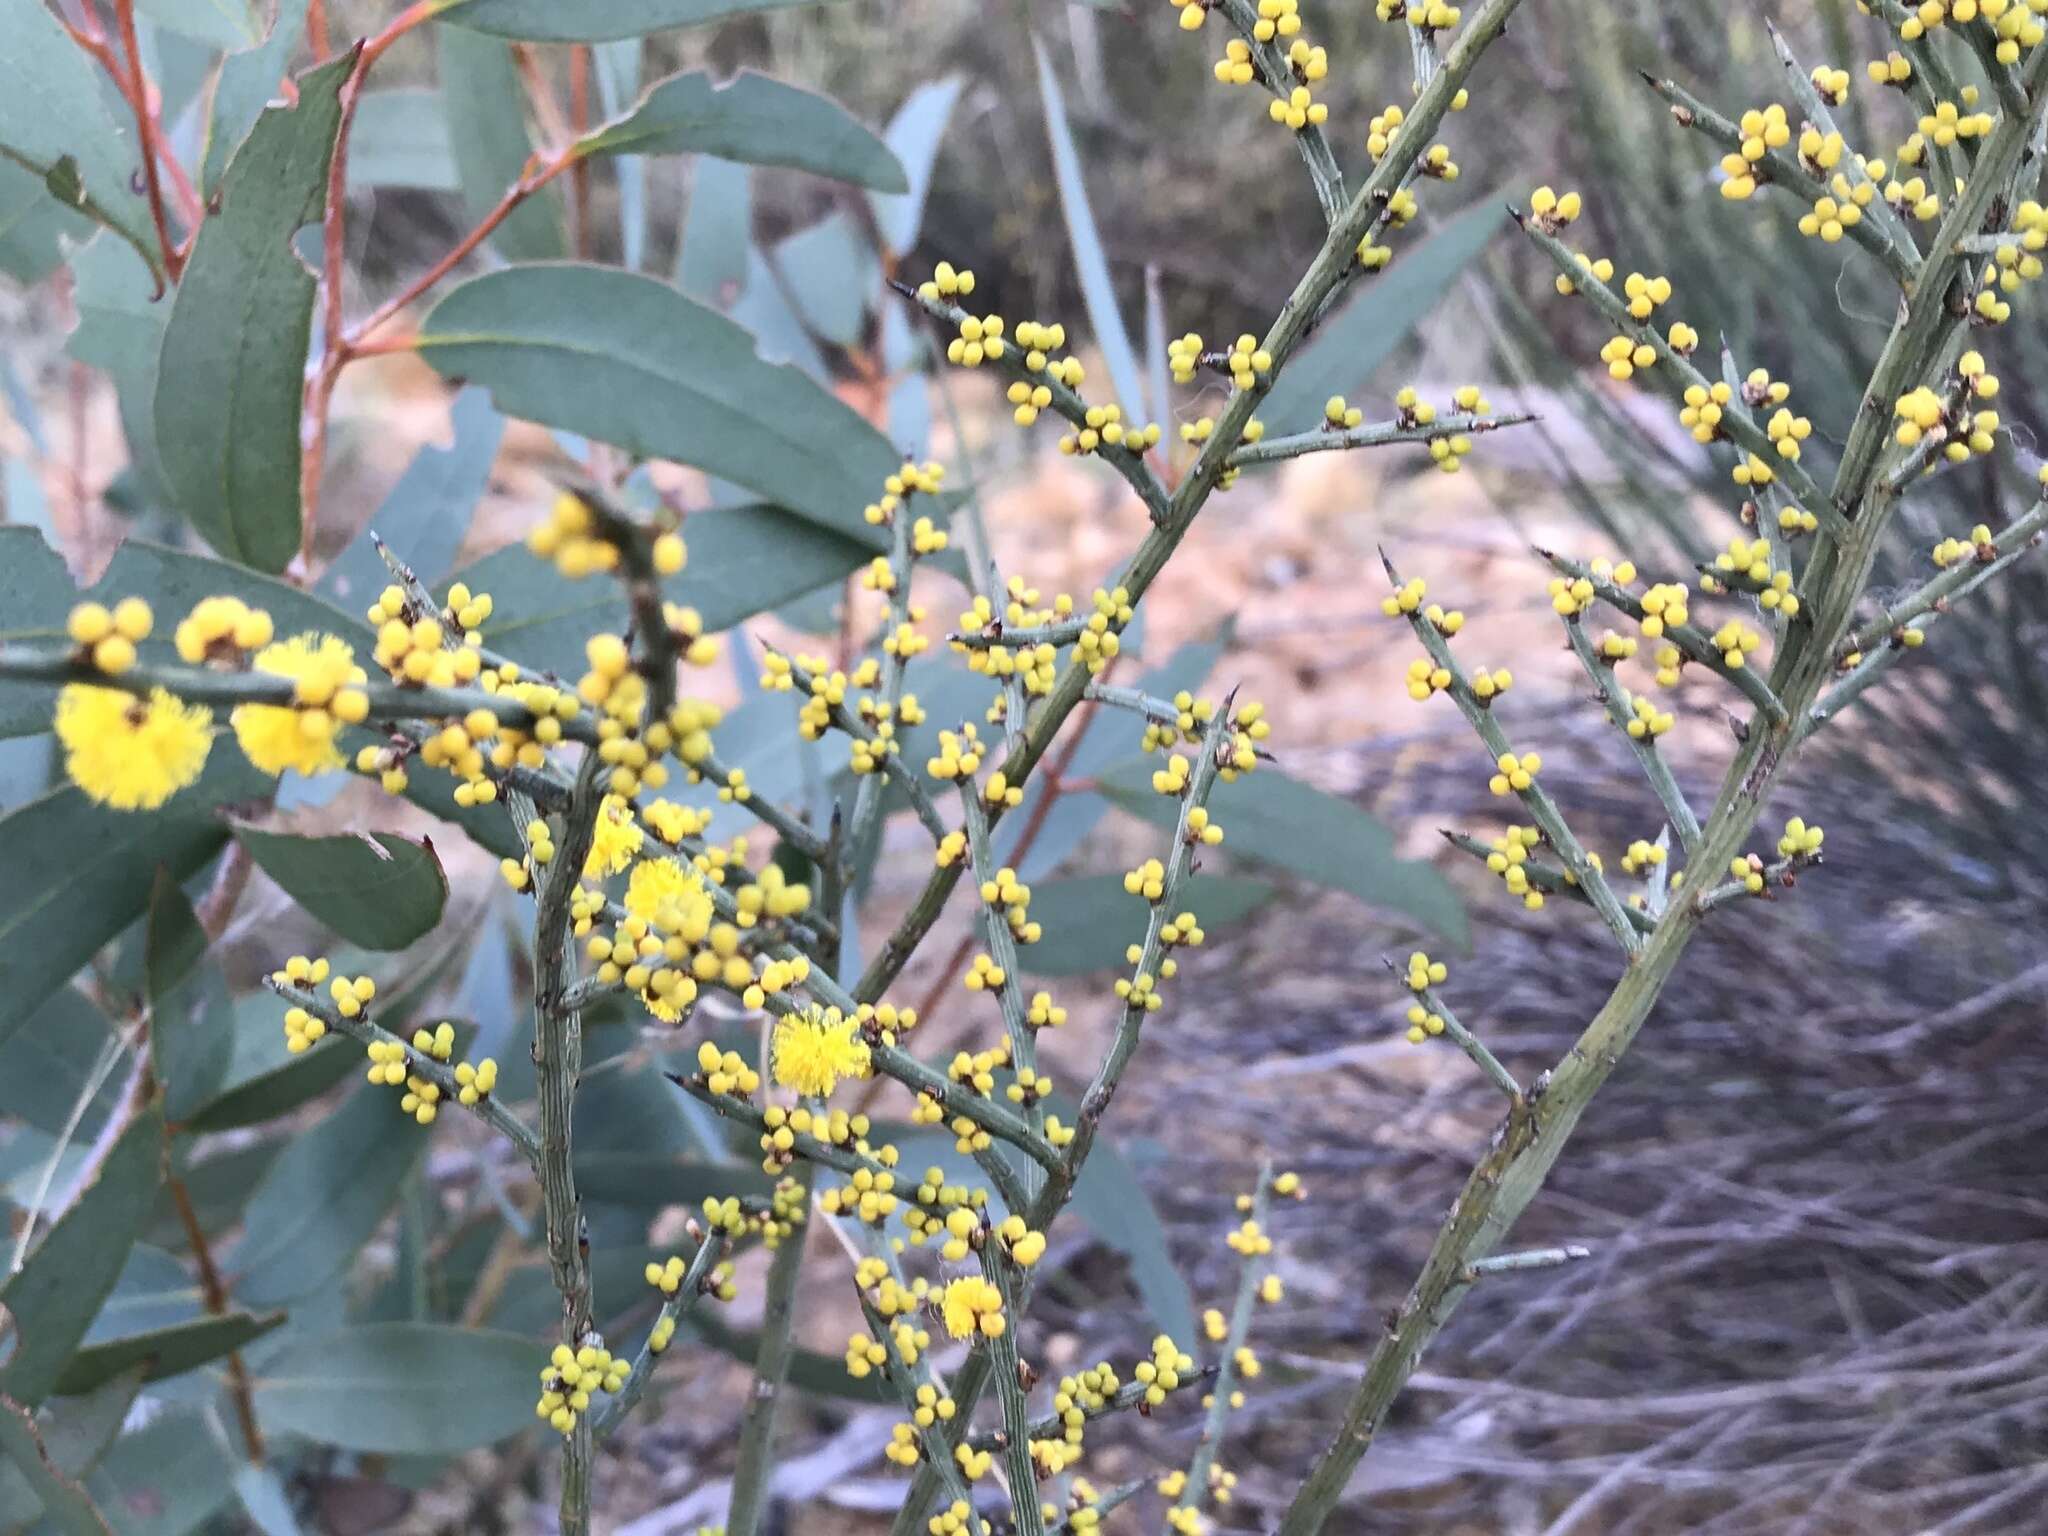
[771,1004,871,1098]
[624,856,714,943]
[232,633,368,777]
[583,794,645,878]
[55,684,213,810]
[940,1275,1006,1341]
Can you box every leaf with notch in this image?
[417,264,906,547]
[156,54,351,572]
[0,1369,139,1528]
[234,828,448,952]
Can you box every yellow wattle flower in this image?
[770,1006,870,1098]
[232,633,366,777]
[55,684,213,811]
[583,793,645,878]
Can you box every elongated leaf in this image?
[417,264,905,546]
[1033,37,1145,421]
[0,1370,139,1527]
[0,1108,164,1408]
[157,55,350,573]
[252,1325,545,1453]
[0,1394,113,1536]
[1096,762,1467,945]
[231,1085,429,1307]
[234,1464,303,1536]
[183,1009,355,1134]
[1257,199,1506,433]
[82,1246,202,1343]
[1025,874,1274,976]
[870,76,963,255]
[683,1312,892,1403]
[146,872,234,1120]
[136,0,260,50]
[77,1408,236,1535]
[0,157,89,285]
[0,526,74,740]
[440,502,879,678]
[0,986,124,1137]
[575,1153,773,1207]
[0,0,163,282]
[578,69,903,192]
[678,156,749,304]
[443,0,833,42]
[1,531,378,736]
[64,235,171,507]
[0,756,266,1039]
[348,88,459,191]
[234,828,448,951]
[57,1311,284,1398]
[775,212,875,347]
[1064,1114,1197,1346]
[201,0,310,195]
[146,1139,283,1250]
[319,387,504,610]
[438,25,567,263]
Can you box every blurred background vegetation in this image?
[5,0,2048,1531]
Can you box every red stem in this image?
[108,0,182,281]
[569,45,592,259]
[347,150,578,351]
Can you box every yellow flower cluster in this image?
[1933,523,1997,569]
[536,1342,630,1436]
[66,598,152,676]
[1778,816,1826,860]
[174,595,273,663]
[940,1275,1006,1340]
[771,1005,871,1098]
[1527,185,1583,235]
[1720,104,1790,200]
[1489,750,1541,796]
[234,633,371,778]
[1485,824,1547,909]
[529,492,620,579]
[55,683,212,810]
[863,460,946,526]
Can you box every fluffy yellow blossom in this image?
[772,1006,871,1098]
[232,634,369,777]
[55,685,213,810]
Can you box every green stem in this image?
[725,1160,814,1536]
[1559,615,1702,853]
[538,753,605,1536]
[863,0,1527,1012]
[1225,411,1534,468]
[1175,1164,1273,1528]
